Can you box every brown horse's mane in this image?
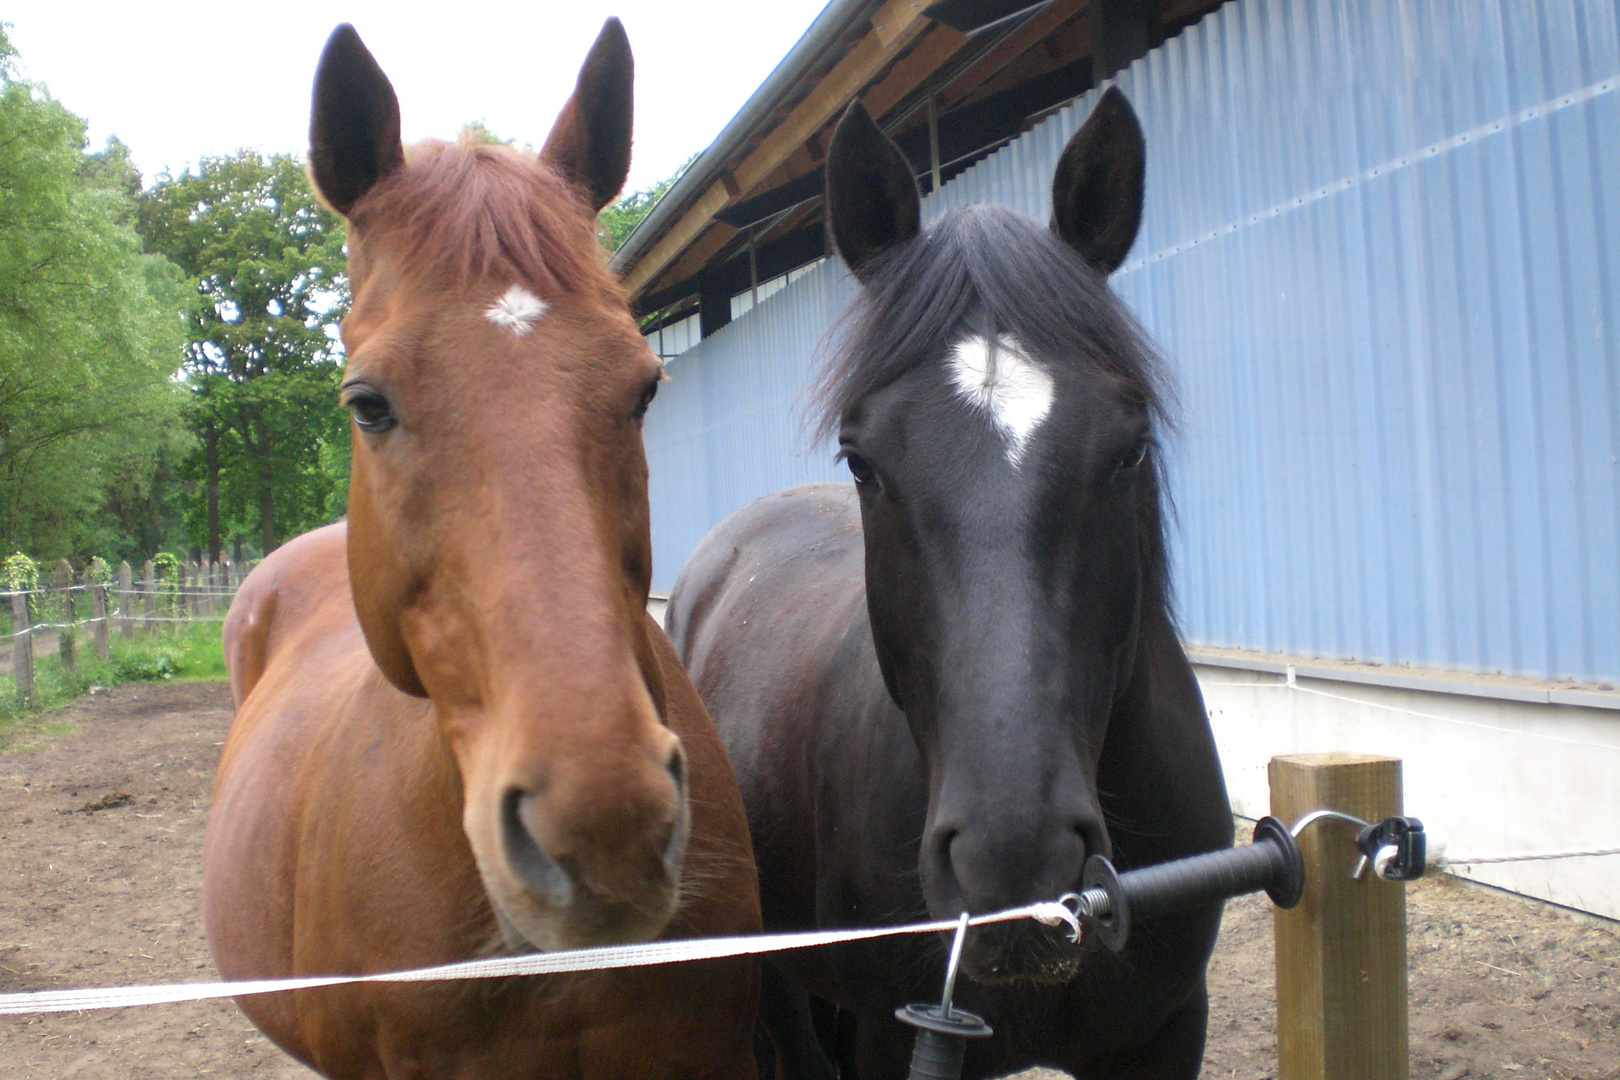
[351,138,607,296]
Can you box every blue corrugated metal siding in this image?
[642,258,854,591]
[642,0,1620,683]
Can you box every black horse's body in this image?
[668,91,1233,1079]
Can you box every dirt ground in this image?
[0,682,1616,1079]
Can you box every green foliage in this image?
[0,30,188,562]
[139,152,351,557]
[87,556,113,585]
[1,552,37,592]
[596,155,697,252]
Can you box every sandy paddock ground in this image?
[0,682,1615,1079]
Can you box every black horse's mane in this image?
[812,203,1178,615]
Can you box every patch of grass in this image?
[0,620,227,748]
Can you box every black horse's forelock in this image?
[812,202,1178,611]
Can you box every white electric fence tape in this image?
[0,900,1081,1017]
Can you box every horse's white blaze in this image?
[947,333,1054,466]
[484,284,549,337]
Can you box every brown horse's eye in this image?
[347,392,397,434]
[633,379,659,422]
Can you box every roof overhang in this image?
[612,0,1223,319]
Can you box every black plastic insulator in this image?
[895,1004,992,1080]
[1357,816,1427,880]
[1083,816,1305,952]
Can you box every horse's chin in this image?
[481,870,678,954]
[959,920,1085,986]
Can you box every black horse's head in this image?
[818,90,1170,980]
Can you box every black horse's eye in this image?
[633,379,659,422]
[1116,437,1150,475]
[346,392,396,434]
[843,452,877,488]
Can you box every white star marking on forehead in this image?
[484,284,549,337]
[947,332,1055,467]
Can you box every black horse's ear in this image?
[1051,86,1145,275]
[825,102,921,282]
[542,18,634,212]
[309,24,405,217]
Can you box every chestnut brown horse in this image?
[202,21,760,1079]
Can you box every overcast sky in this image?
[7,0,830,192]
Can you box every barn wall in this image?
[645,0,1620,688]
[641,256,853,592]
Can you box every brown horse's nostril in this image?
[501,788,575,908]
[662,744,692,868]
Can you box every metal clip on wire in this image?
[895,912,993,1080]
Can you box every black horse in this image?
[667,89,1232,1079]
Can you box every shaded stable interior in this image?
[615,0,1225,343]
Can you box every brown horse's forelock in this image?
[350,139,607,297]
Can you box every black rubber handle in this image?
[1082,816,1304,951]
[906,1030,966,1080]
[1121,817,1302,920]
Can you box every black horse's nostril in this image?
[1077,820,1110,868]
[501,788,575,907]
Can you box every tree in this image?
[139,152,349,559]
[0,27,187,562]
[596,155,696,252]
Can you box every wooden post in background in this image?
[1271,753,1408,1080]
[88,571,110,662]
[117,561,134,638]
[142,560,156,636]
[51,559,75,676]
[10,589,31,702]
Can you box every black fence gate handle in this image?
[1080,815,1305,952]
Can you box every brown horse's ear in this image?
[1051,86,1145,275]
[542,18,634,213]
[825,102,920,282]
[309,24,405,217]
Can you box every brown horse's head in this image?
[308,21,683,951]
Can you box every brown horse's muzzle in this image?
[463,724,690,952]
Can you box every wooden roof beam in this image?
[939,0,1089,111]
[624,0,934,299]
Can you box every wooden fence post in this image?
[51,559,75,676]
[118,561,134,638]
[142,560,157,636]
[1271,753,1408,1080]
[89,571,110,663]
[10,588,31,702]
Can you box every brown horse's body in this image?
[202,22,759,1079]
[209,525,758,1077]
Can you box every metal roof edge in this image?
[609,0,883,282]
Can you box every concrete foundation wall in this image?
[1195,661,1620,921]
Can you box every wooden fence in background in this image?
[6,558,255,703]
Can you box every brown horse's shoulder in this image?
[224,523,354,710]
[641,611,762,940]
